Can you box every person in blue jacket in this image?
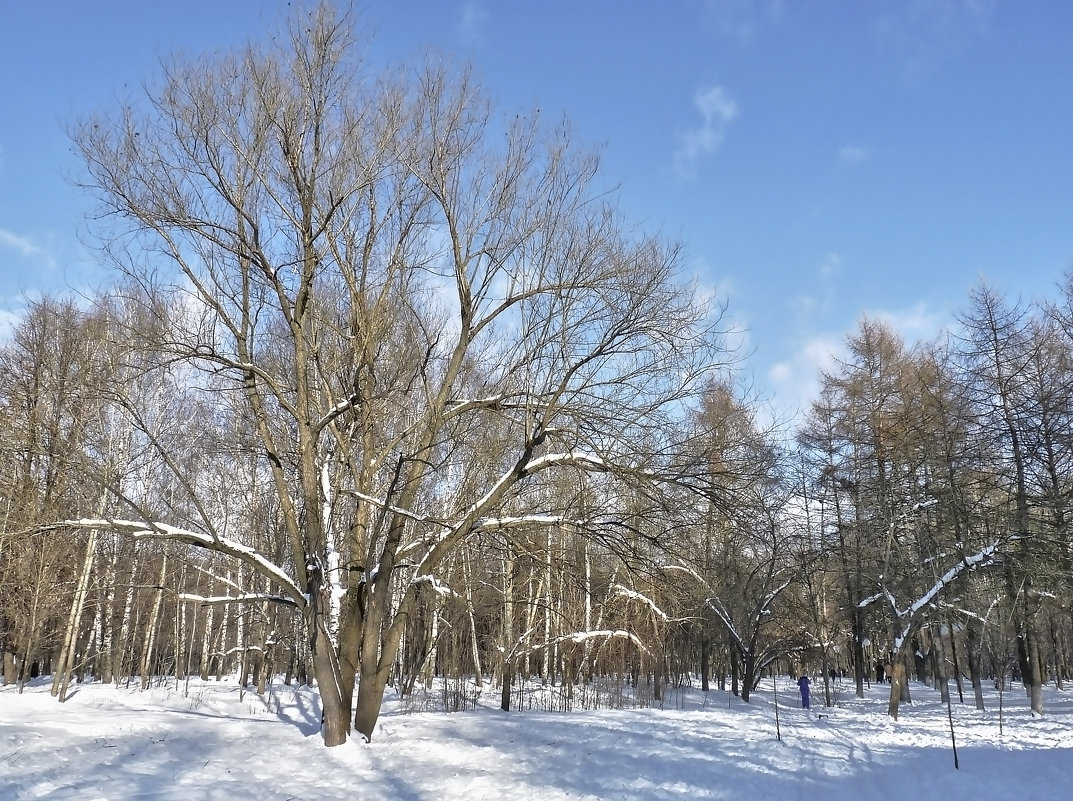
[797,674,811,709]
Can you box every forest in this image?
[2,3,1072,748]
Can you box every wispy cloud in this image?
[837,145,869,165]
[875,0,998,82]
[701,0,788,43]
[0,228,44,259]
[0,307,20,342]
[0,227,59,279]
[869,301,946,345]
[767,300,948,424]
[767,333,847,422]
[456,2,487,47]
[674,85,739,179]
[819,252,842,278]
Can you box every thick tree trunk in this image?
[887,660,907,719]
[312,625,349,746]
[2,643,17,686]
[933,630,950,705]
[1017,624,1044,716]
[731,646,740,697]
[353,664,391,742]
[739,651,756,702]
[821,646,832,707]
[307,562,349,747]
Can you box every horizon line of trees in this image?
[2,2,1072,747]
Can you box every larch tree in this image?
[67,2,732,745]
[956,284,1046,715]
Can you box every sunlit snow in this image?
[2,675,1071,799]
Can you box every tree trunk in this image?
[139,553,168,690]
[948,620,965,703]
[933,630,950,705]
[1017,623,1044,716]
[730,644,740,698]
[851,609,865,698]
[820,645,832,707]
[700,638,710,692]
[966,618,985,710]
[887,660,907,719]
[500,551,515,712]
[54,527,98,701]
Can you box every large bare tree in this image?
[69,3,731,745]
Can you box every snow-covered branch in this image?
[54,519,305,609]
[177,592,299,608]
[471,515,573,532]
[613,585,671,623]
[887,541,1001,650]
[706,597,747,655]
[662,563,710,591]
[521,451,609,476]
[412,574,457,598]
[520,629,652,659]
[346,489,446,529]
[444,394,535,418]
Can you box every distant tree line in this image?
[2,3,1071,746]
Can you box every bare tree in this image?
[69,3,732,745]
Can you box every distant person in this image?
[798,675,811,709]
[884,663,894,684]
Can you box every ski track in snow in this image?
[2,677,1072,800]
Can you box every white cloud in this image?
[674,85,739,179]
[0,307,20,342]
[838,145,869,165]
[767,333,847,423]
[0,228,43,258]
[701,0,788,42]
[456,2,487,46]
[765,298,947,426]
[875,0,997,83]
[0,227,59,278]
[869,301,946,345]
[819,252,842,278]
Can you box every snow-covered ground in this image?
[2,675,1071,800]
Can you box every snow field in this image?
[1,675,1071,800]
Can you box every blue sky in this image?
[2,1,1072,417]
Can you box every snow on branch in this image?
[760,578,794,616]
[177,592,299,608]
[906,541,1001,619]
[858,592,884,610]
[54,519,305,609]
[444,394,534,418]
[518,629,652,659]
[445,452,610,548]
[412,574,456,598]
[706,597,747,655]
[346,489,446,529]
[313,392,361,432]
[662,563,710,591]
[612,584,671,623]
[471,515,573,532]
[521,452,609,476]
[882,541,1002,650]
